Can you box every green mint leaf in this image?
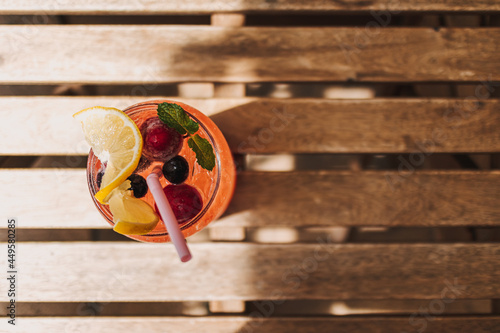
[188,134,216,171]
[157,102,215,172]
[157,102,199,135]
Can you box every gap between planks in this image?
[0,299,492,316]
[1,0,499,14]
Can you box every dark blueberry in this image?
[162,156,189,184]
[127,174,148,198]
[96,170,104,189]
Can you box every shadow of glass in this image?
[162,23,354,333]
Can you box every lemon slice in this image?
[73,106,142,203]
[108,181,160,235]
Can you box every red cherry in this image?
[147,126,170,151]
[156,184,203,224]
[141,117,182,161]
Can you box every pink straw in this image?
[146,167,192,262]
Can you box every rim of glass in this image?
[86,101,222,237]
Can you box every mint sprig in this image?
[188,134,216,171]
[157,103,215,171]
[157,103,199,135]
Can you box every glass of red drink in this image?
[86,100,236,242]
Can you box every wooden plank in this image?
[0,243,499,301]
[213,83,246,97]
[225,170,500,227]
[1,0,499,14]
[2,169,499,228]
[209,300,246,313]
[1,169,103,228]
[248,226,349,243]
[209,227,246,241]
[1,26,499,83]
[211,13,245,27]
[0,96,244,155]
[177,83,214,98]
[3,317,500,333]
[2,97,500,155]
[213,97,500,154]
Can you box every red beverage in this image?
[87,100,236,242]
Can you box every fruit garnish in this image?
[141,117,182,162]
[73,106,143,204]
[162,156,189,184]
[96,169,104,189]
[157,103,215,171]
[156,184,203,223]
[109,181,160,235]
[127,174,148,198]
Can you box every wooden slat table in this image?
[0,26,499,83]
[1,1,500,332]
[1,0,499,13]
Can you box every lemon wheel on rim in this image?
[73,106,143,204]
[74,106,160,235]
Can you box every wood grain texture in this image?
[0,96,245,155]
[0,169,103,228]
[210,98,500,154]
[211,13,246,27]
[2,169,499,228]
[2,97,500,155]
[225,170,500,227]
[0,26,499,83]
[0,0,499,14]
[3,317,500,333]
[0,243,499,301]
